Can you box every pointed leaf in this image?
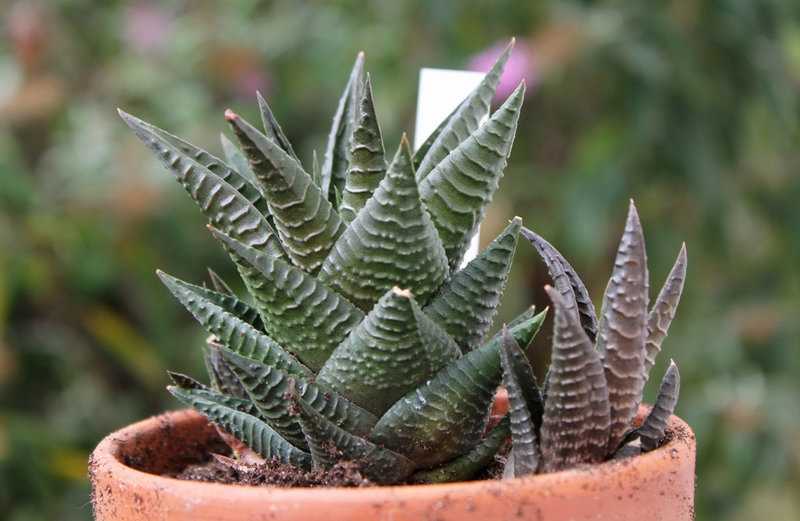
[209,226,364,371]
[339,75,387,224]
[207,268,235,298]
[521,226,598,341]
[168,379,261,419]
[597,201,649,456]
[639,360,680,452]
[168,385,312,468]
[157,271,312,378]
[367,315,543,469]
[500,326,542,476]
[420,82,525,271]
[226,110,343,274]
[415,39,514,182]
[424,217,521,352]
[489,309,548,351]
[507,305,537,329]
[540,286,610,472]
[645,244,687,379]
[321,52,364,202]
[120,111,270,217]
[203,343,248,399]
[220,133,256,184]
[292,391,415,484]
[167,275,264,330]
[257,91,299,161]
[119,110,284,257]
[317,287,460,416]
[318,137,448,311]
[167,371,211,391]
[409,415,511,484]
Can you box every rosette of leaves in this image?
[119,41,545,485]
[500,200,687,476]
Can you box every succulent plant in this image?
[119,41,548,485]
[500,201,687,476]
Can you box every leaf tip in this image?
[391,286,412,299]
[224,109,239,122]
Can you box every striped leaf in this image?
[168,385,312,468]
[424,217,521,352]
[257,92,299,162]
[175,275,264,330]
[119,111,270,217]
[521,226,598,341]
[420,82,525,271]
[157,271,312,378]
[202,344,248,399]
[368,314,543,469]
[414,39,514,182]
[321,52,364,202]
[339,75,387,225]
[639,360,680,452]
[597,201,649,456]
[119,110,283,258]
[219,347,378,448]
[167,374,262,419]
[291,391,415,485]
[317,287,460,416]
[226,110,343,275]
[409,415,511,484]
[318,137,448,312]
[540,286,610,472]
[645,244,687,379]
[209,226,364,371]
[500,326,543,476]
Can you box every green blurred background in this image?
[1,1,798,519]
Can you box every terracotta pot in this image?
[89,398,695,521]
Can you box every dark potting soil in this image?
[170,456,376,487]
[168,450,509,488]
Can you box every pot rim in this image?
[90,405,696,520]
[91,405,694,494]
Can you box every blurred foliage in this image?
[0,0,798,520]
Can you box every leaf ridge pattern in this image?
[596,201,649,456]
[227,111,343,274]
[318,137,448,311]
[424,217,521,352]
[540,287,610,472]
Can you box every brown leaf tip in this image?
[391,287,412,299]
[224,109,239,122]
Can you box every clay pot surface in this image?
[89,402,695,521]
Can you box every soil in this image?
[169,449,509,488]
[172,456,376,487]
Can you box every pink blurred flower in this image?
[468,39,536,101]
[123,2,172,55]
